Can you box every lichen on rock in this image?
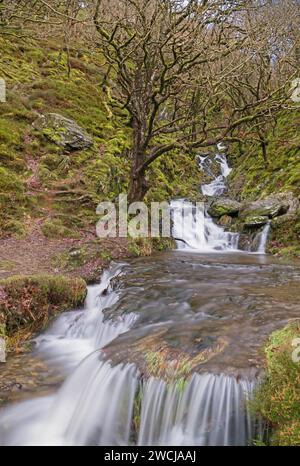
[34,113,93,151]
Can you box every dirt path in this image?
[0,219,133,282]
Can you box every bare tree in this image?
[216,0,300,165]
[93,0,251,201]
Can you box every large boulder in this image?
[34,113,93,151]
[271,192,300,226]
[208,198,242,218]
[239,195,289,220]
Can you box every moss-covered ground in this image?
[0,35,200,239]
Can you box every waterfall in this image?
[138,373,259,446]
[0,359,139,446]
[173,149,272,254]
[171,148,239,252]
[33,263,136,371]
[0,261,264,446]
[171,199,239,252]
[0,358,260,446]
[199,152,232,197]
[256,222,271,254]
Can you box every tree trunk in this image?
[260,140,268,167]
[128,117,148,202]
[128,169,148,202]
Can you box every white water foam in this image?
[171,199,239,252]
[0,359,260,446]
[33,264,136,371]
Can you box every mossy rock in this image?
[34,113,93,151]
[208,198,241,218]
[240,197,289,220]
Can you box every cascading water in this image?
[256,222,271,254]
[199,152,232,197]
[138,373,259,446]
[0,264,263,446]
[0,359,260,446]
[171,148,239,252]
[171,199,239,252]
[33,264,136,371]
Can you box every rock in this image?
[271,192,300,226]
[208,198,242,217]
[239,195,289,220]
[34,113,93,150]
[243,215,269,228]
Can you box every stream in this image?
[0,149,299,445]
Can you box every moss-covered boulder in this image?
[253,322,300,445]
[34,113,93,151]
[239,195,289,220]
[0,275,87,341]
[208,198,241,217]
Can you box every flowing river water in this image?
[0,150,299,445]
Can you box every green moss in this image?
[252,322,300,445]
[0,35,202,241]
[41,218,78,239]
[230,111,300,200]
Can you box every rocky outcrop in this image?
[270,192,300,226]
[239,195,290,220]
[208,198,242,218]
[210,192,299,253]
[34,113,93,151]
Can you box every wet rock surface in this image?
[102,252,300,379]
